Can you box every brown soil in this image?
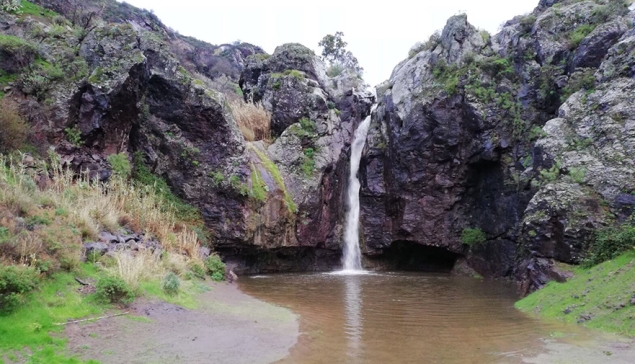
[66,283,298,364]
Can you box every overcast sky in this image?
[119,0,539,87]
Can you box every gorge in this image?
[1,0,635,362]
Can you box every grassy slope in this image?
[0,265,212,364]
[516,250,635,337]
[0,265,103,364]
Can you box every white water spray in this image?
[341,106,377,272]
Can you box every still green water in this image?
[238,272,634,363]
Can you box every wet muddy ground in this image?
[66,283,298,364]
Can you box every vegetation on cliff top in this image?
[319,32,363,77]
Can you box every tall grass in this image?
[0,152,202,274]
[229,99,272,142]
[113,251,161,290]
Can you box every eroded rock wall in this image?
[361,0,635,291]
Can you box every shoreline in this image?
[65,282,299,364]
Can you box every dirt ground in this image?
[66,283,298,364]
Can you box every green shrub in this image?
[250,164,267,202]
[205,255,226,282]
[569,25,596,49]
[19,60,64,99]
[518,14,536,36]
[0,265,39,314]
[162,272,180,296]
[96,275,134,306]
[107,153,131,178]
[561,69,596,101]
[431,59,462,95]
[585,224,635,267]
[540,161,561,182]
[461,228,487,246]
[299,117,316,134]
[0,227,9,242]
[591,1,630,24]
[64,125,83,146]
[210,171,225,186]
[480,30,490,44]
[479,56,513,78]
[528,126,547,141]
[327,64,344,77]
[301,147,316,176]
[188,262,206,280]
[569,167,586,184]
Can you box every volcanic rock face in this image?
[361,1,635,291]
[234,43,374,270]
[3,0,635,286]
[0,2,373,273]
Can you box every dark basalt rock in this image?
[572,20,629,70]
[355,0,635,292]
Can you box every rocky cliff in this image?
[2,0,634,290]
[0,0,373,273]
[362,0,635,291]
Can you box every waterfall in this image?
[342,106,376,272]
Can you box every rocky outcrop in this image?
[359,0,635,291]
[226,43,374,271]
[0,1,369,274]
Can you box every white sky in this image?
[119,0,538,87]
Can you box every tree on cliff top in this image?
[318,32,363,77]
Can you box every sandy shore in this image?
[66,283,298,364]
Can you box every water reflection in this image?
[343,276,363,362]
[238,273,601,363]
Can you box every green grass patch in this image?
[107,153,131,178]
[0,70,19,85]
[0,264,104,363]
[20,1,58,18]
[249,164,267,202]
[517,251,635,336]
[139,279,210,310]
[249,146,297,213]
[569,24,596,49]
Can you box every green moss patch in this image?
[249,146,297,213]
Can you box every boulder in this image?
[84,242,109,256]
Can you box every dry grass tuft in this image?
[0,153,202,280]
[112,251,163,290]
[0,99,29,153]
[229,99,272,142]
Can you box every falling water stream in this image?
[341,106,377,272]
[236,109,634,364]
